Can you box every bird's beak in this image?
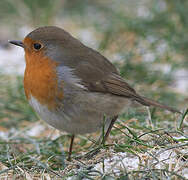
[8,40,24,48]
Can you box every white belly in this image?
[28,92,131,134]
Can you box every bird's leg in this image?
[67,134,75,161]
[101,115,118,145]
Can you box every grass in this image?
[0,74,187,180]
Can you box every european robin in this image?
[9,26,180,160]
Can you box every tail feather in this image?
[136,96,181,114]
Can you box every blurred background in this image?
[0,0,187,124]
[0,0,188,178]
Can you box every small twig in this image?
[146,107,154,129]
[156,143,188,157]
[138,128,164,139]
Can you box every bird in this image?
[9,26,180,161]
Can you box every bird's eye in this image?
[33,43,42,50]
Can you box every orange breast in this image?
[24,49,64,110]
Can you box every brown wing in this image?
[56,35,180,113]
[73,59,138,98]
[74,61,180,113]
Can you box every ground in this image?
[0,73,187,179]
